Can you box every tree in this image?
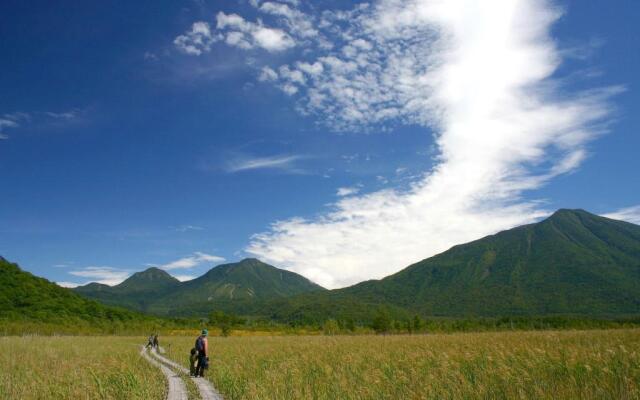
[323,319,340,335]
[372,308,392,334]
[412,315,425,332]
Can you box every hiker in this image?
[189,347,198,377]
[153,334,159,349]
[194,329,209,378]
[145,334,154,349]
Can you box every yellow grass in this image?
[163,329,640,400]
[1,329,638,399]
[0,336,166,399]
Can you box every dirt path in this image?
[150,347,223,400]
[140,346,188,400]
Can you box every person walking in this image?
[145,334,154,349]
[194,329,209,378]
[153,334,159,349]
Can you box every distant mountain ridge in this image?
[74,258,325,316]
[73,210,640,322]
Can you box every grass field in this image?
[162,329,640,400]
[1,329,639,399]
[0,336,166,399]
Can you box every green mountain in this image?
[74,258,326,316]
[251,209,640,322]
[0,257,153,326]
[343,209,640,316]
[73,267,180,311]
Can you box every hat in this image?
[201,329,208,336]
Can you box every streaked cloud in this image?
[157,251,225,270]
[56,281,82,288]
[336,186,361,197]
[175,224,205,232]
[225,154,305,173]
[172,274,197,282]
[0,109,81,139]
[603,205,640,225]
[69,266,131,286]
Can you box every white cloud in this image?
[603,205,640,225]
[69,266,131,286]
[158,252,225,270]
[259,66,279,82]
[176,225,205,232]
[239,0,620,289]
[174,21,219,55]
[0,110,81,139]
[172,274,197,282]
[336,186,360,197]
[174,8,299,55]
[216,12,295,52]
[44,111,78,120]
[56,281,82,288]
[255,1,318,39]
[225,154,304,173]
[0,118,18,139]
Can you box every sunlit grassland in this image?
[0,336,166,400]
[163,329,640,400]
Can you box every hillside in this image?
[252,209,640,322]
[74,267,180,310]
[0,257,154,326]
[344,209,640,316]
[75,258,326,316]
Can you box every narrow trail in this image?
[150,347,224,400]
[140,346,188,400]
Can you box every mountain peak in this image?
[126,267,177,282]
[113,267,179,292]
[549,208,591,218]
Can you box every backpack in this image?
[195,336,204,353]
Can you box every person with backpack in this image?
[194,329,209,378]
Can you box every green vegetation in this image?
[0,257,198,335]
[0,336,166,399]
[74,258,325,316]
[4,209,640,335]
[162,329,640,399]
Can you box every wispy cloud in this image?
[0,113,27,139]
[62,251,224,286]
[56,281,83,288]
[172,274,197,282]
[175,224,205,232]
[215,0,622,288]
[0,109,82,139]
[336,186,361,197]
[603,205,640,225]
[225,154,305,173]
[157,251,225,270]
[68,266,131,286]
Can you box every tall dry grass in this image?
[163,329,640,400]
[0,336,166,399]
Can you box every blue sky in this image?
[1,0,638,289]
